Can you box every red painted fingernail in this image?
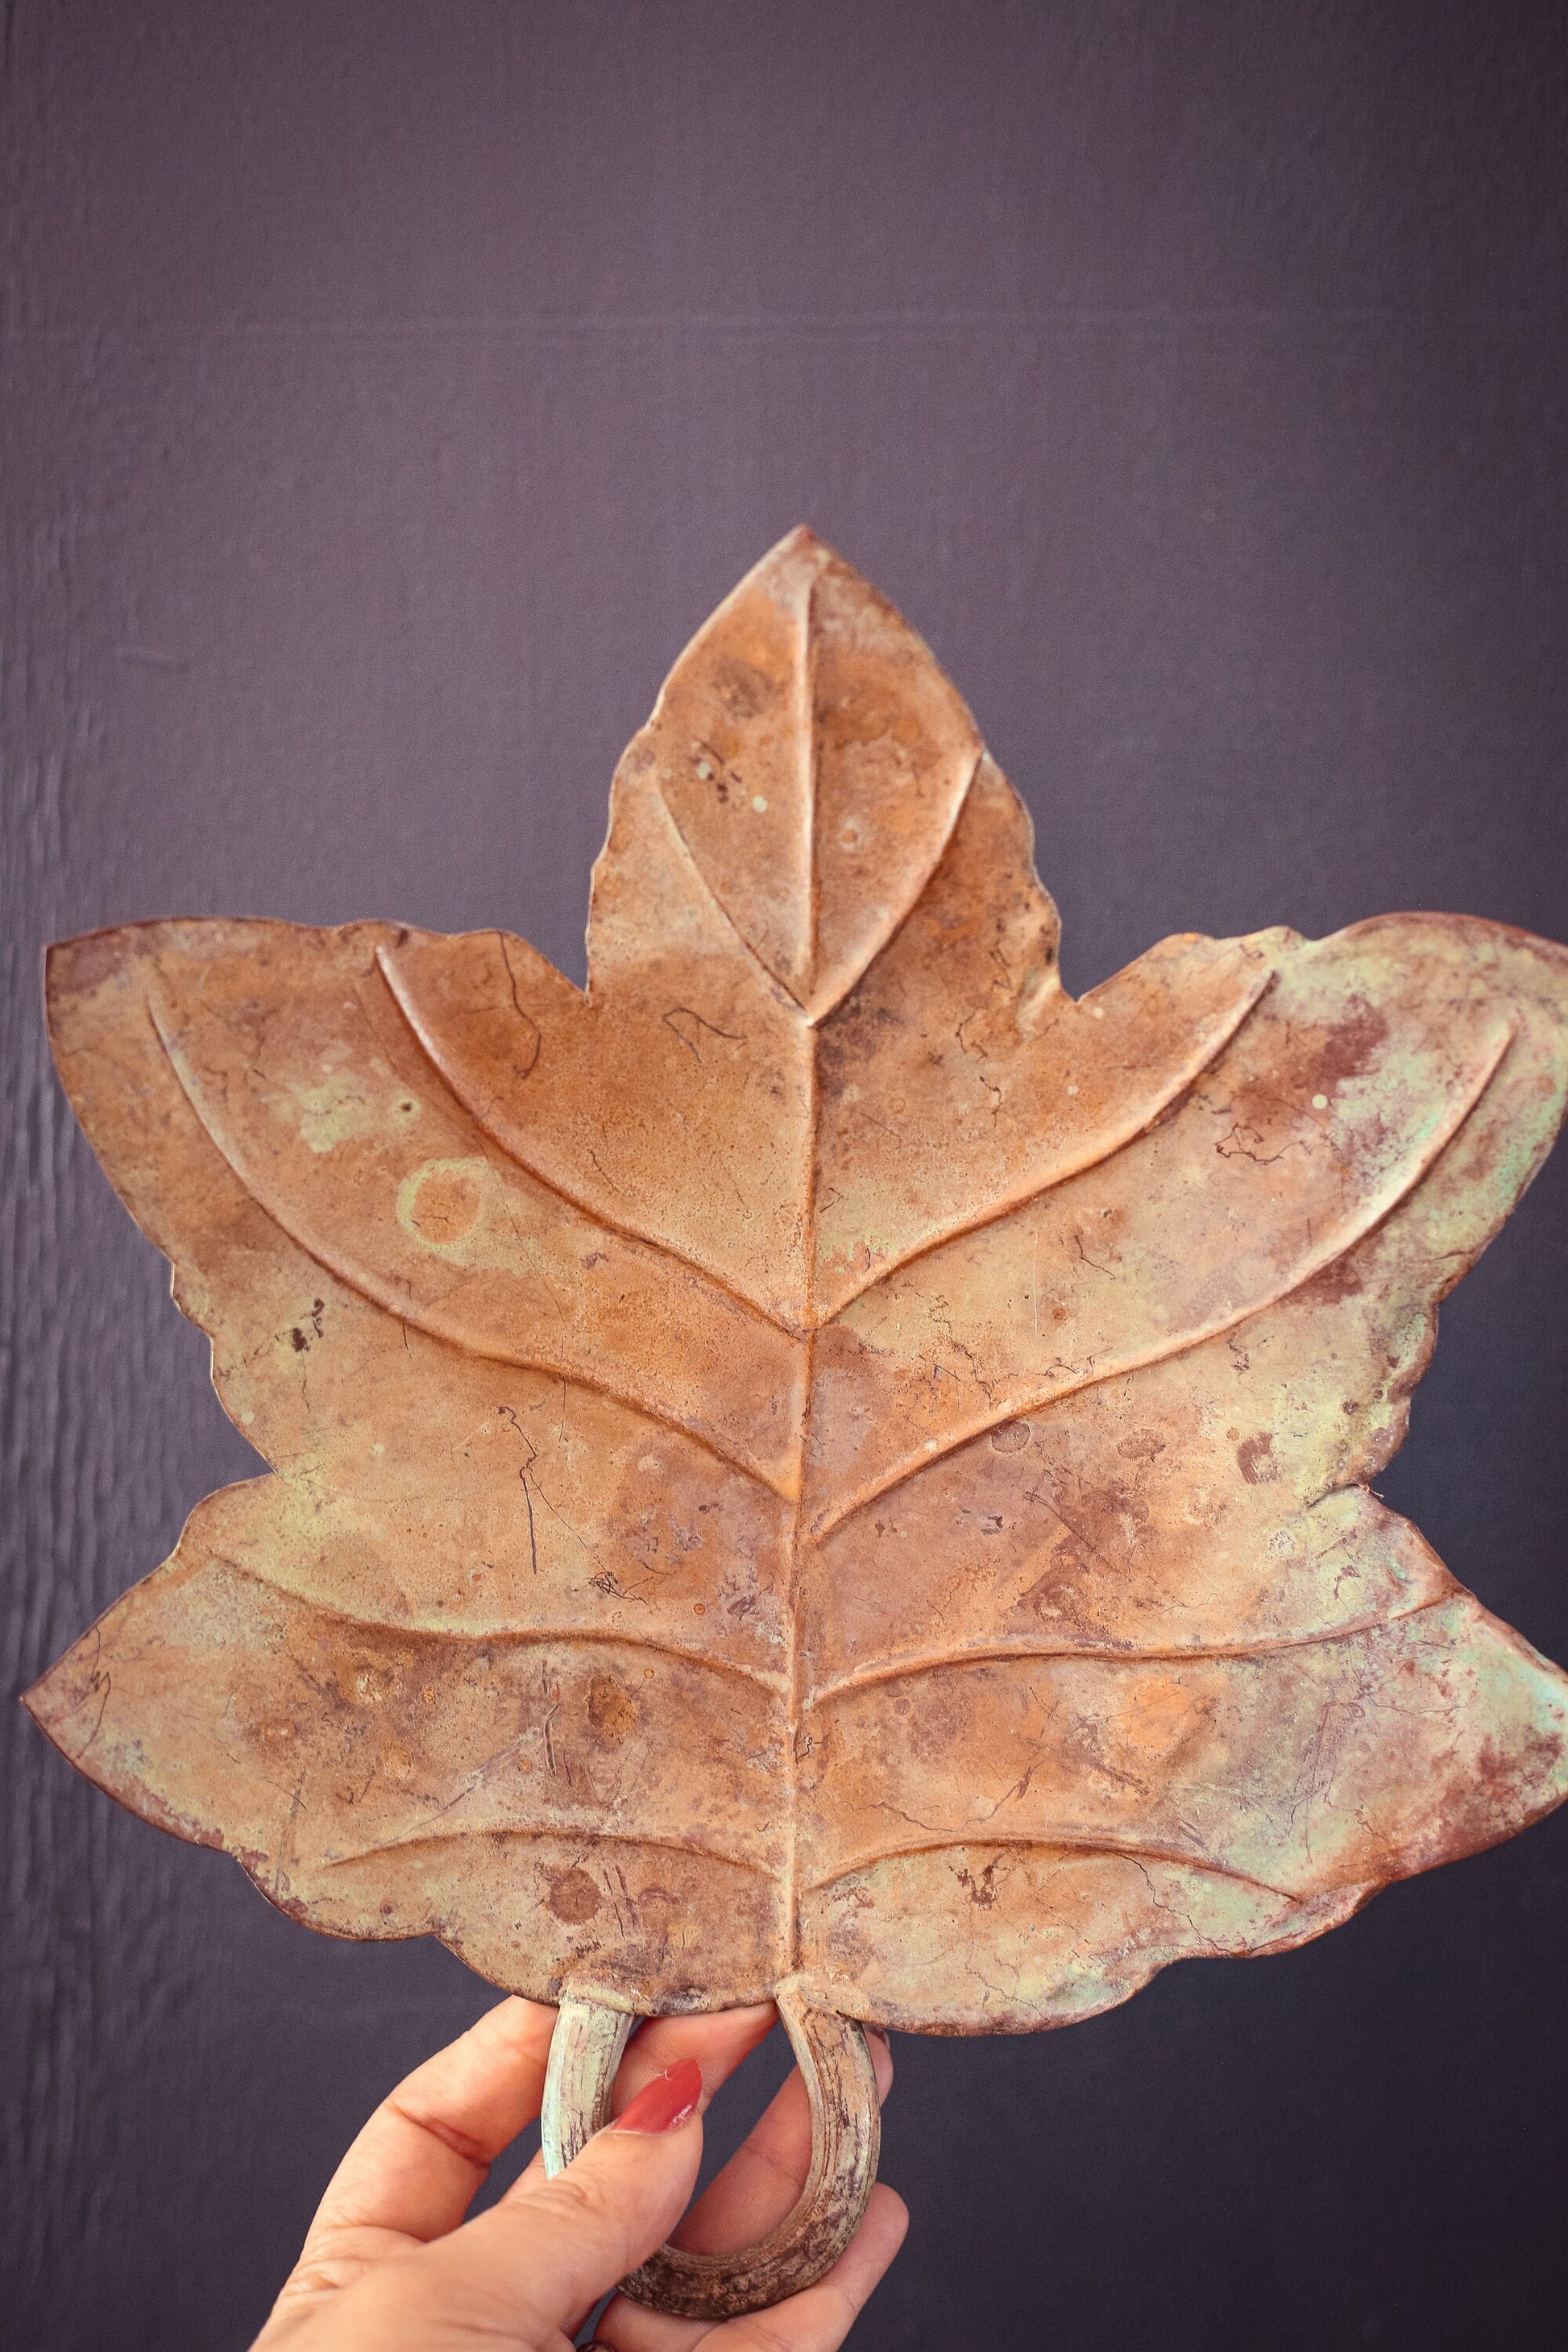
[612,2057,703,2135]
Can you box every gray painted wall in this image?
[4,6,1566,2346]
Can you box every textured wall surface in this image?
[3,6,1566,2347]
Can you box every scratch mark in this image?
[662,1005,748,1063]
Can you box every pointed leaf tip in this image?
[772,523,836,560]
[634,537,981,1017]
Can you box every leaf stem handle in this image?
[541,1986,881,2318]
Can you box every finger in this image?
[719,2186,909,2352]
[302,1995,558,2249]
[509,2003,780,2195]
[385,2058,710,2344]
[585,2031,894,2352]
[675,2028,893,2258]
[595,2182,909,2352]
[612,2006,780,2115]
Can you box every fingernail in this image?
[612,2058,703,2135]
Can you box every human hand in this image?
[252,1995,905,2352]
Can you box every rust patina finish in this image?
[25,529,1568,2300]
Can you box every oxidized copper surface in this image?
[27,529,1568,2037]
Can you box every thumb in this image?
[402,2059,706,2346]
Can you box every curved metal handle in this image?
[541,1987,881,2319]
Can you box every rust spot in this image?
[956,1858,1000,1907]
[711,656,776,720]
[548,1865,602,1923]
[406,1164,484,1245]
[1296,1251,1366,1305]
[338,1655,397,1707]
[288,1297,326,1353]
[587,1674,638,1744]
[1116,1429,1167,1462]
[1236,1433,1278,1485]
[1315,996,1390,1091]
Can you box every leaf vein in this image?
[147,996,794,1499]
[803,1834,1296,1903]
[805,1591,1453,1705]
[813,1022,1516,1536]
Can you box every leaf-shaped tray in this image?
[27,531,1568,2315]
